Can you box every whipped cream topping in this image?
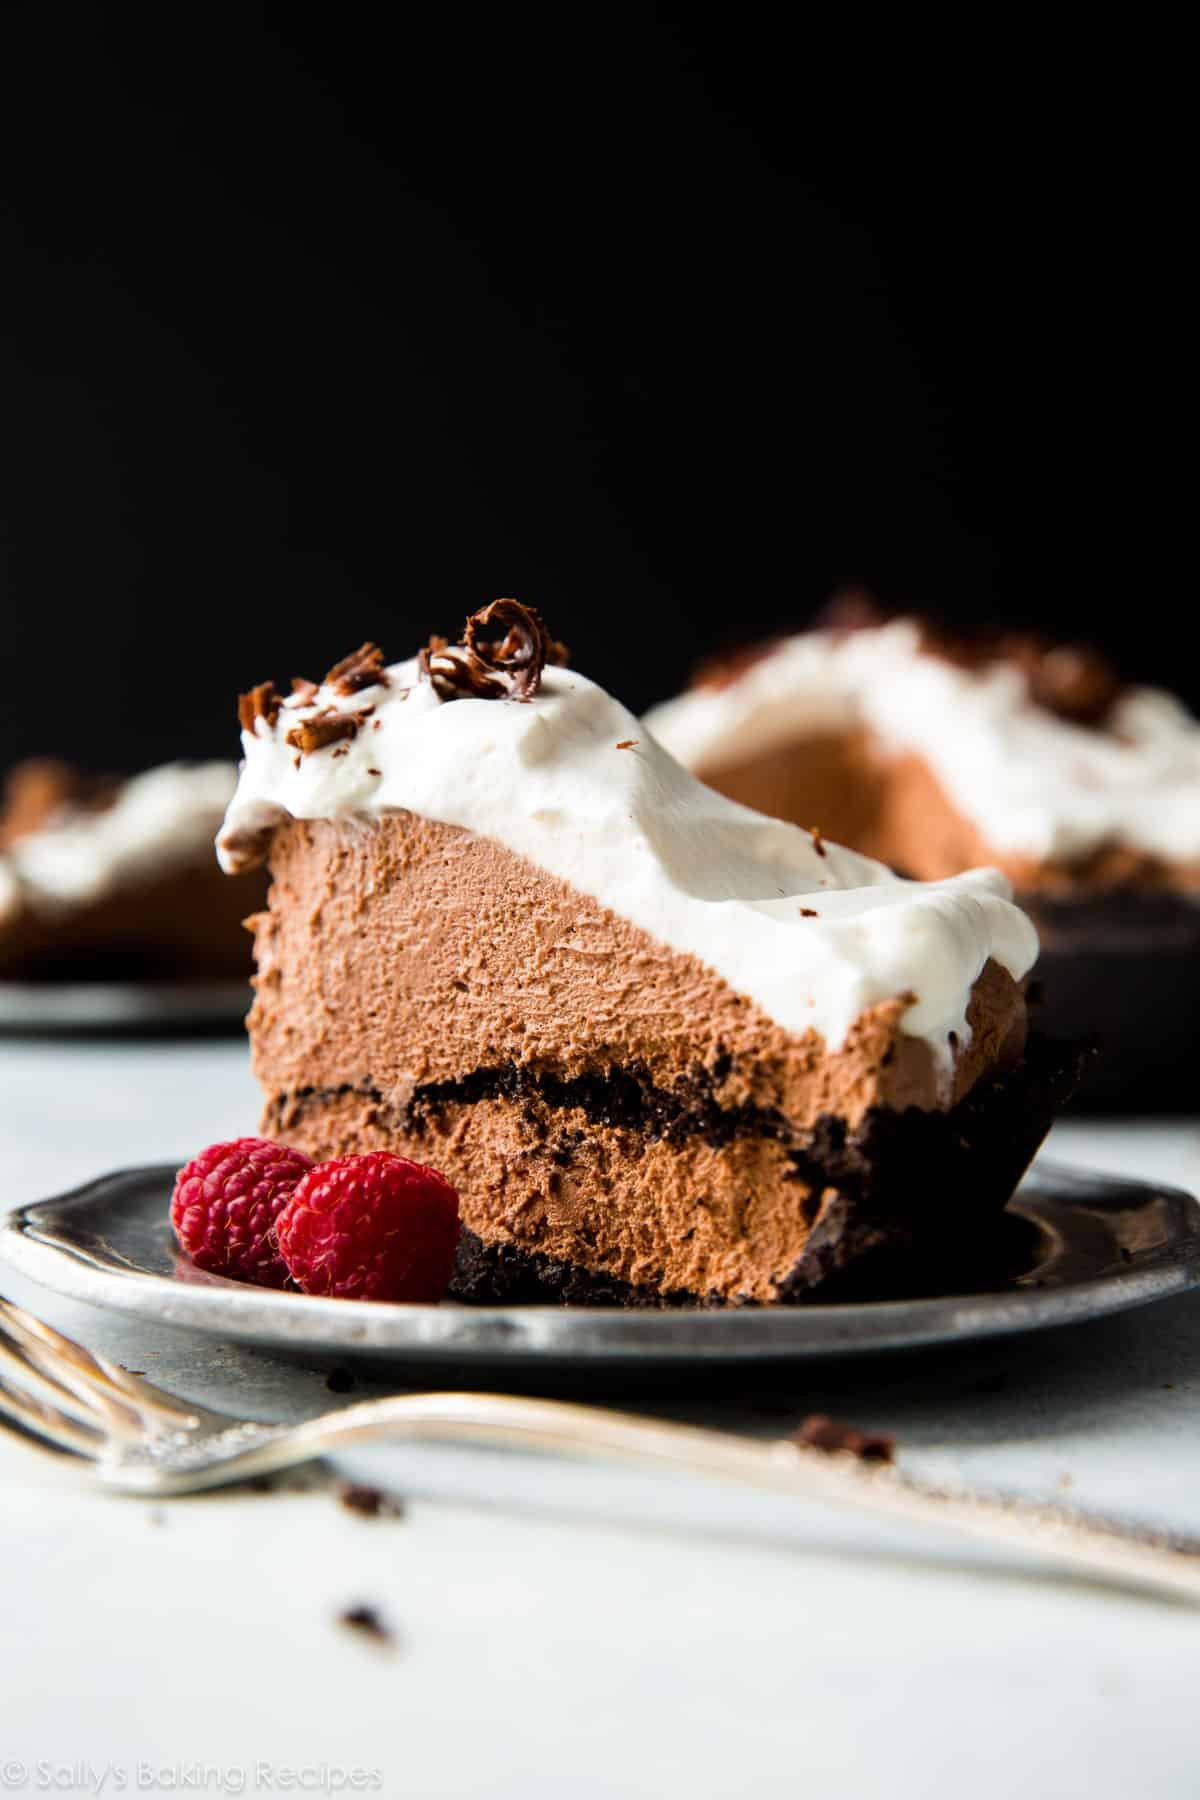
[1,763,238,920]
[218,657,1037,1065]
[643,620,1200,866]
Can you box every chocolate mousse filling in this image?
[263,1032,1084,1306]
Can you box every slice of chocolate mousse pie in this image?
[217,601,1082,1306]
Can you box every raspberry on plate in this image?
[171,1137,313,1288]
[276,1152,461,1303]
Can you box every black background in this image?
[0,8,1190,773]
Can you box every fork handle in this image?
[279,1391,1200,1607]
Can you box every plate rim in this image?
[0,978,251,1031]
[4,1160,1200,1363]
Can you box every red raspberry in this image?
[171,1137,314,1288]
[275,1152,461,1303]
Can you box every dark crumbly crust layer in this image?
[450,1229,684,1308]
[273,1057,790,1152]
[779,1031,1086,1301]
[273,1034,1087,1307]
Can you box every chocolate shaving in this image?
[694,589,1125,729]
[808,826,827,859]
[323,642,389,695]
[799,907,819,918]
[285,711,359,755]
[792,1413,895,1463]
[1007,637,1123,728]
[291,676,319,705]
[615,739,638,750]
[420,598,569,703]
[238,682,284,734]
[919,622,1124,727]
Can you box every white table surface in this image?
[3,1034,1200,1800]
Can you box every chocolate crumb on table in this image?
[616,739,638,750]
[337,1482,406,1520]
[799,908,819,918]
[791,1413,896,1463]
[808,827,827,859]
[339,1603,395,1647]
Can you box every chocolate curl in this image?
[323,642,389,695]
[238,681,284,733]
[284,711,359,755]
[420,598,569,702]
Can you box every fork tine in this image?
[0,1371,103,1459]
[0,1296,197,1424]
[0,1323,149,1439]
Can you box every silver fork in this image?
[4,1292,1200,1606]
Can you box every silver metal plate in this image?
[3,1162,1198,1367]
[0,980,250,1033]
